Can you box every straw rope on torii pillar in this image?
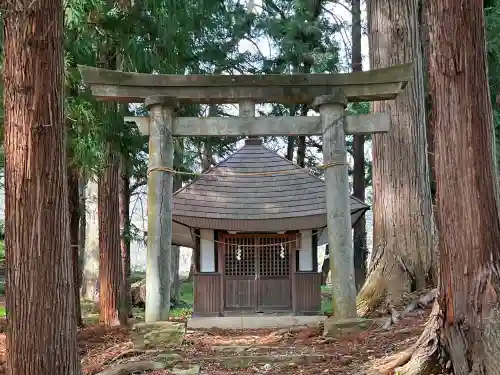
[78,63,412,324]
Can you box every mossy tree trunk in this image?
[4,0,83,372]
[357,0,435,316]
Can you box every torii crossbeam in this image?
[78,63,412,324]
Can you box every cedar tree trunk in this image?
[68,165,83,327]
[373,2,500,374]
[99,149,127,326]
[3,0,83,373]
[119,159,132,317]
[351,0,367,291]
[357,0,435,315]
[78,177,86,295]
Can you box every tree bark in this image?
[357,0,435,316]
[99,149,127,326]
[68,165,84,327]
[429,2,500,372]
[119,159,131,317]
[373,2,500,374]
[78,176,87,296]
[3,0,82,373]
[351,0,367,292]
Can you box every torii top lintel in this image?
[77,63,413,105]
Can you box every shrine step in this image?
[186,315,326,330]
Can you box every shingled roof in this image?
[171,138,368,246]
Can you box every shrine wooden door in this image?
[257,235,293,311]
[221,234,257,312]
[221,233,294,313]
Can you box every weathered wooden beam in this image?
[78,64,412,104]
[125,113,389,137]
[312,92,357,320]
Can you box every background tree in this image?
[3,0,82,373]
[351,0,367,291]
[356,0,435,315]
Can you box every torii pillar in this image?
[313,91,357,319]
[144,95,178,322]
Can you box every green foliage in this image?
[486,1,500,170]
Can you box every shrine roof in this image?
[172,138,368,234]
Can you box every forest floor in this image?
[77,308,430,375]
[0,270,434,374]
[0,303,432,375]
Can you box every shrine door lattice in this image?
[221,234,295,312]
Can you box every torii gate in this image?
[78,63,412,324]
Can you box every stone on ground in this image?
[170,363,201,375]
[323,317,373,337]
[132,321,185,349]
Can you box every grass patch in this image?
[170,281,193,318]
[321,284,333,315]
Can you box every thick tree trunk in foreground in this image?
[351,0,367,291]
[357,0,435,316]
[427,0,500,373]
[119,160,132,317]
[372,2,500,375]
[99,150,127,326]
[68,165,84,327]
[82,179,99,301]
[3,1,82,373]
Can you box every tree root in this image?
[367,302,442,375]
[382,288,437,330]
[94,361,165,375]
[102,348,164,366]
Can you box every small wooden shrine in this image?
[171,137,368,316]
